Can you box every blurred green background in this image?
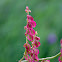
[0,0,62,62]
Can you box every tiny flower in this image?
[60,39,62,44]
[25,54,30,60]
[58,39,62,62]
[27,22,32,28]
[60,39,62,48]
[25,6,31,13]
[35,31,38,35]
[34,49,39,55]
[26,28,35,35]
[30,50,34,57]
[60,48,62,55]
[24,26,27,29]
[27,20,36,28]
[32,40,40,48]
[27,15,34,21]
[31,21,36,28]
[25,32,27,36]
[26,29,30,34]
[46,60,50,62]
[23,43,31,53]
[58,55,62,62]
[34,55,39,61]
[35,36,40,40]
[30,28,35,35]
[30,48,39,61]
[26,6,29,10]
[25,9,28,13]
[27,34,33,41]
[28,59,32,62]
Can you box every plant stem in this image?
[19,55,24,62]
[39,52,61,61]
[20,52,61,62]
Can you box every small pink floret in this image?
[35,36,40,40]
[26,6,29,10]
[58,55,62,62]
[34,55,39,61]
[38,42,41,46]
[25,54,30,60]
[32,41,40,48]
[34,49,39,55]
[27,22,32,28]
[61,48,62,55]
[31,21,36,28]
[46,60,50,62]
[27,34,33,41]
[60,39,62,44]
[24,26,27,29]
[23,43,31,53]
[25,9,28,13]
[30,28,35,35]
[27,15,34,21]
[28,10,31,12]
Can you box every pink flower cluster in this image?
[41,60,50,62]
[58,39,62,62]
[23,6,41,62]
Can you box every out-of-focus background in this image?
[0,0,62,62]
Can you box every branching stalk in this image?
[20,52,61,62]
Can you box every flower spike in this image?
[24,6,40,62]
